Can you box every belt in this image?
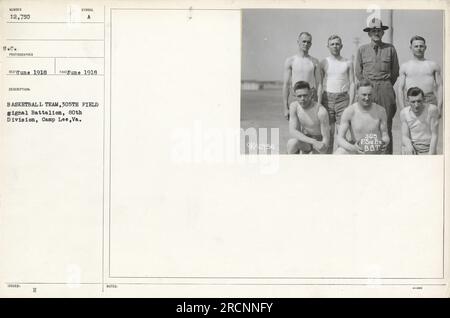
[368,78,392,82]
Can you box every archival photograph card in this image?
[0,0,448,298]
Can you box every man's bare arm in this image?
[433,63,443,117]
[319,59,327,80]
[289,104,320,145]
[314,58,323,104]
[397,64,407,110]
[354,48,363,82]
[282,58,292,119]
[318,107,330,151]
[319,58,327,91]
[348,61,355,105]
[337,107,359,153]
[400,109,415,155]
[429,106,439,155]
[379,107,390,152]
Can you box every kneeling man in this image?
[400,87,439,155]
[335,80,389,154]
[287,81,329,154]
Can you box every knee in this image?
[334,147,349,154]
[287,139,300,154]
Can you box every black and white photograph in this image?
[241,9,444,155]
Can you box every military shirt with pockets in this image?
[355,42,399,85]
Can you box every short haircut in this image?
[356,79,373,90]
[406,87,424,98]
[293,81,311,91]
[298,32,312,40]
[327,34,342,44]
[410,35,426,45]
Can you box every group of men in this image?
[283,18,442,155]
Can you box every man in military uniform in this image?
[355,18,399,154]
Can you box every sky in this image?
[242,9,444,82]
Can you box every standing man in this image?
[355,18,399,154]
[320,35,355,153]
[283,32,322,120]
[397,36,443,117]
[287,81,329,154]
[335,80,389,155]
[400,87,439,155]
